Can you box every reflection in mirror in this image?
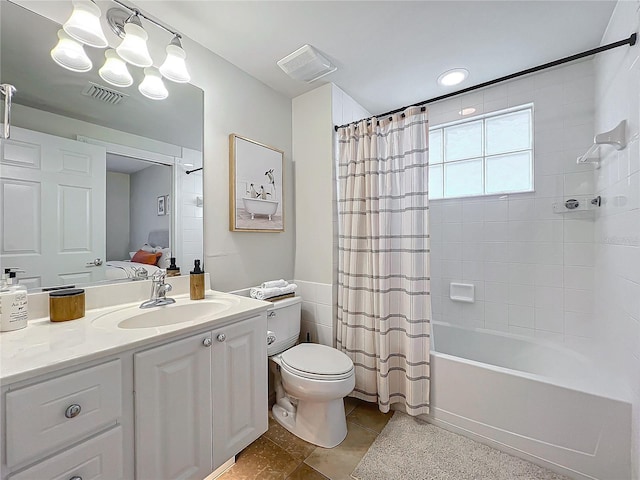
[0,0,204,291]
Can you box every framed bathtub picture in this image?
[229,133,284,232]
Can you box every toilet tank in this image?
[267,296,302,356]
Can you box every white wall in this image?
[11,104,182,158]
[593,2,640,477]
[181,37,293,292]
[293,84,334,285]
[292,84,370,346]
[106,171,130,261]
[129,164,171,253]
[429,60,597,345]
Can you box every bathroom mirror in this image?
[0,0,204,291]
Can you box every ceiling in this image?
[137,0,618,115]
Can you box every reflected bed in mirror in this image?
[0,0,204,291]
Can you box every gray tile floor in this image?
[218,398,389,480]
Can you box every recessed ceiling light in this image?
[438,68,469,87]
[459,107,476,116]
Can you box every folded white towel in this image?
[261,279,289,289]
[253,283,298,300]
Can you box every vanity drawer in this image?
[5,360,122,468]
[8,426,123,480]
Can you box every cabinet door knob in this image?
[65,404,81,419]
[217,333,226,342]
[69,476,82,480]
[202,337,212,347]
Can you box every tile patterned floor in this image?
[218,398,391,480]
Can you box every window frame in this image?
[428,104,534,200]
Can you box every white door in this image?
[212,315,268,469]
[134,333,213,480]
[0,126,106,289]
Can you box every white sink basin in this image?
[92,299,237,329]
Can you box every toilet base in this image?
[272,397,348,448]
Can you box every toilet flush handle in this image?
[267,331,276,345]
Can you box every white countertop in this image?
[0,289,270,385]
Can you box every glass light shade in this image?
[99,49,133,87]
[116,21,152,67]
[139,68,168,100]
[63,0,108,48]
[159,43,190,83]
[51,29,92,73]
[437,68,469,86]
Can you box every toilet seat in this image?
[280,344,354,381]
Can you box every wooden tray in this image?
[264,293,295,302]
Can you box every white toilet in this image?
[267,296,355,448]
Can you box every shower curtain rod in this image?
[334,32,637,131]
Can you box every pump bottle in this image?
[0,268,28,332]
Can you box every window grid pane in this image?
[444,120,483,162]
[429,129,443,165]
[429,106,532,199]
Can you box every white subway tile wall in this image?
[175,149,203,274]
[296,279,335,347]
[593,2,640,476]
[430,59,596,342]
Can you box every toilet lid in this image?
[281,343,353,377]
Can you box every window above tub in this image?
[428,105,533,200]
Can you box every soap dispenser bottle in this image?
[190,259,205,300]
[0,268,28,332]
[166,257,180,277]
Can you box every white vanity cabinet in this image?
[1,306,269,480]
[211,315,268,467]
[133,313,268,479]
[1,359,129,480]
[134,332,214,480]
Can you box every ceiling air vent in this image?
[277,44,337,83]
[81,82,129,105]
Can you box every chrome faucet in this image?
[140,270,176,309]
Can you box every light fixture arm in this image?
[111,0,182,39]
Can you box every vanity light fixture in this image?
[52,0,191,101]
[115,12,153,67]
[62,0,108,48]
[159,35,190,83]
[437,68,469,87]
[51,29,93,73]
[138,67,168,100]
[99,49,133,87]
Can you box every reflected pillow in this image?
[139,244,170,268]
[156,248,171,268]
[131,250,162,265]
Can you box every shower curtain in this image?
[336,106,431,416]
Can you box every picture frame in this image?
[229,133,284,232]
[157,195,166,216]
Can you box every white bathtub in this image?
[429,323,631,480]
[242,197,279,220]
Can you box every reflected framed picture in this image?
[157,195,166,216]
[229,133,284,232]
